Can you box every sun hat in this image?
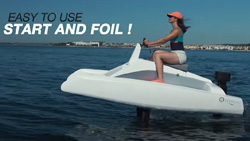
[167,12,183,19]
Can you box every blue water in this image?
[0,45,250,141]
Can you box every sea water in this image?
[0,45,250,141]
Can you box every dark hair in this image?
[177,18,190,33]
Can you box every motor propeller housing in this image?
[215,71,231,94]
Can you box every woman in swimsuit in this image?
[144,11,190,83]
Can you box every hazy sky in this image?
[0,0,250,45]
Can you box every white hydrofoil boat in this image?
[61,43,244,115]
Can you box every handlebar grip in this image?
[142,38,148,48]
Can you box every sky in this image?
[0,0,250,45]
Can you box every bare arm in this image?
[144,28,181,47]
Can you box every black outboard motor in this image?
[214,71,231,94]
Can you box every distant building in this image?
[73,41,102,47]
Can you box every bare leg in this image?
[153,50,179,81]
[153,50,166,62]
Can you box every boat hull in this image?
[61,69,244,115]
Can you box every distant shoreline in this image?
[0,42,249,51]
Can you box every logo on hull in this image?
[219,97,241,106]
